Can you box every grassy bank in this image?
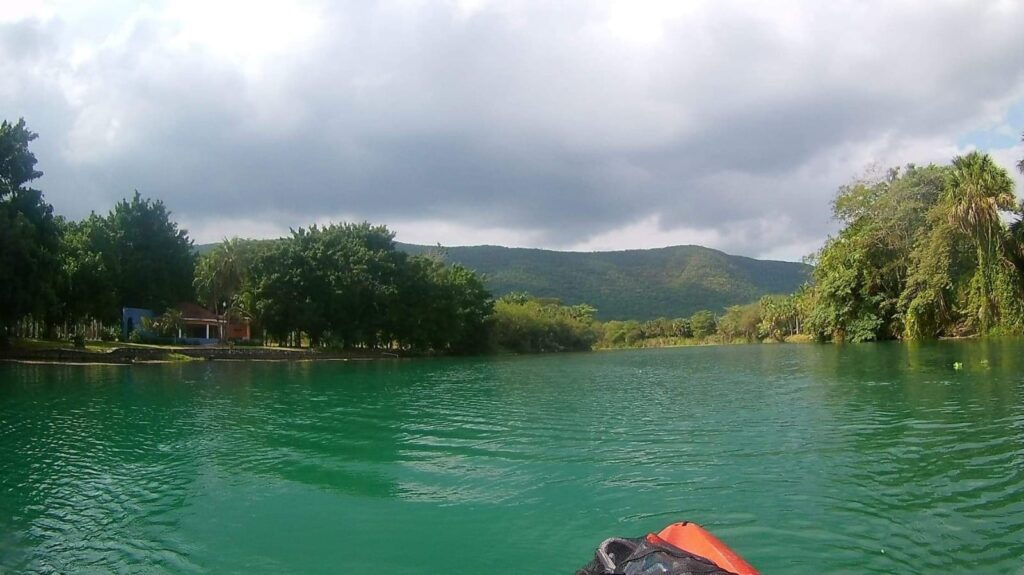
[0,338,411,365]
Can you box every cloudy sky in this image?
[2,0,1023,260]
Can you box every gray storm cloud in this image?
[1,0,1023,259]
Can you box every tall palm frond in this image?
[944,151,1017,333]
[945,152,1015,239]
[1017,131,1023,175]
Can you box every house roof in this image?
[176,302,221,321]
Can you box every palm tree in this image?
[142,309,185,342]
[944,152,1016,332]
[1008,134,1024,292]
[195,239,248,310]
[1017,131,1024,176]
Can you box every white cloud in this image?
[2,0,1023,260]
[0,0,52,23]
[162,0,325,74]
[991,142,1024,198]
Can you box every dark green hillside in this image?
[397,243,810,320]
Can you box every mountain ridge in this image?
[396,242,810,320]
[196,240,811,320]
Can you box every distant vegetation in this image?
[3,118,1024,355]
[593,299,801,349]
[397,243,810,320]
[490,294,598,353]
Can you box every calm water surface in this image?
[1,341,1023,574]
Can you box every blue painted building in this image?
[122,307,155,340]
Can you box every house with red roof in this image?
[122,303,250,344]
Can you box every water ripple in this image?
[1,341,1023,573]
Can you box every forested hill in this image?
[396,243,810,320]
[196,240,810,319]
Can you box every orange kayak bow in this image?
[654,522,758,575]
[576,521,758,575]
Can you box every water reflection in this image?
[807,340,1024,572]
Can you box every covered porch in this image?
[176,303,226,345]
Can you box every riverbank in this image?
[594,333,815,350]
[2,334,824,365]
[0,340,410,365]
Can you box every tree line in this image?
[0,119,500,353]
[191,228,493,353]
[599,144,1024,347]
[594,297,805,348]
[800,149,1024,342]
[1,119,201,341]
[0,118,585,354]
[3,117,1023,352]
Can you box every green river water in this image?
[1,341,1023,574]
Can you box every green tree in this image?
[1011,134,1024,281]
[718,303,761,342]
[418,261,493,353]
[251,239,304,345]
[596,319,645,348]
[0,119,60,341]
[758,294,799,341]
[248,222,493,352]
[1018,131,1024,176]
[800,155,1022,340]
[689,310,716,339]
[490,294,597,353]
[54,214,118,326]
[806,165,947,341]
[194,238,266,314]
[143,308,185,340]
[900,217,966,338]
[940,152,1019,333]
[105,192,196,313]
[0,119,42,199]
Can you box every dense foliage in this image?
[0,119,60,338]
[239,224,493,353]
[804,153,1024,341]
[490,293,598,352]
[194,237,269,323]
[50,193,196,328]
[598,311,709,348]
[2,156,198,343]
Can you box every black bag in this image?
[575,534,737,575]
